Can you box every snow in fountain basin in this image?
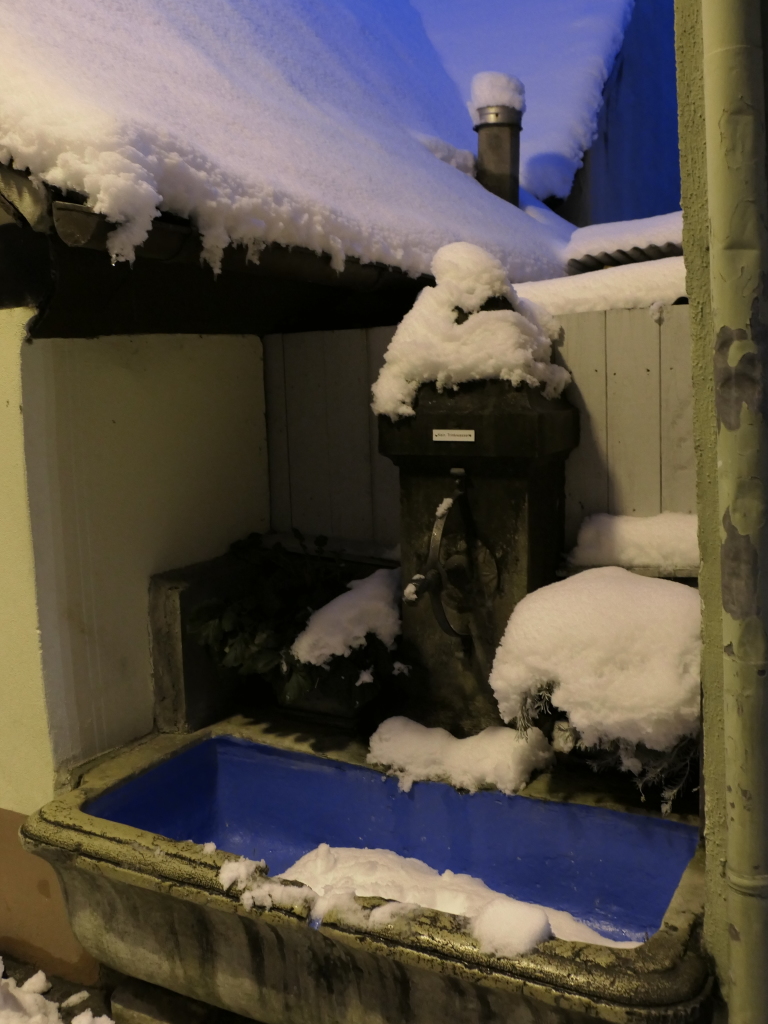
[291,568,400,666]
[367,716,552,796]
[489,567,701,753]
[220,847,638,959]
[371,242,570,420]
[569,513,700,574]
[0,962,112,1024]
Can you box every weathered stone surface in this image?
[22,723,712,1024]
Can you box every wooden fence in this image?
[263,304,694,552]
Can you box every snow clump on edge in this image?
[291,568,400,667]
[489,567,701,752]
[368,716,553,795]
[569,513,700,573]
[371,242,570,420]
[469,72,526,123]
[0,960,113,1024]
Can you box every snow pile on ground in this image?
[490,567,701,751]
[570,513,699,572]
[280,844,638,952]
[565,211,683,262]
[0,963,112,1024]
[291,568,400,666]
[412,0,633,199]
[469,72,525,122]
[0,0,566,280]
[368,716,553,795]
[515,256,687,315]
[372,243,570,420]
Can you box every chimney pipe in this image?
[474,105,522,206]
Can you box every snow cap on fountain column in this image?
[471,72,525,206]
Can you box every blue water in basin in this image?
[85,736,698,941]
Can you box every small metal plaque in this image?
[432,428,475,442]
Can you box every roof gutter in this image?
[701,0,768,1017]
[0,167,430,335]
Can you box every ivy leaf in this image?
[246,648,282,675]
[281,669,314,704]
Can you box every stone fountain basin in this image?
[22,719,711,1024]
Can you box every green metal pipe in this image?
[701,0,768,1017]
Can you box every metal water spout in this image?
[379,380,578,737]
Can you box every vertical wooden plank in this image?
[606,308,662,515]
[282,332,332,536]
[323,329,374,541]
[262,334,292,532]
[557,311,609,548]
[660,305,696,513]
[367,326,400,550]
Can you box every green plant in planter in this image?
[188,532,409,717]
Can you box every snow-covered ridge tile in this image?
[515,256,686,315]
[490,567,701,752]
[564,211,683,262]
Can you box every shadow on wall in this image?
[550,0,681,226]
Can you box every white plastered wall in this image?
[17,331,269,801]
[0,308,56,814]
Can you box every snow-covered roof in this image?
[0,0,567,282]
[411,0,633,201]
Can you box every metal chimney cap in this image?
[473,105,523,129]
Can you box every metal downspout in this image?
[701,0,768,1017]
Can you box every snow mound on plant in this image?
[368,716,553,795]
[291,568,400,667]
[371,242,570,420]
[569,513,699,572]
[489,567,701,751]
